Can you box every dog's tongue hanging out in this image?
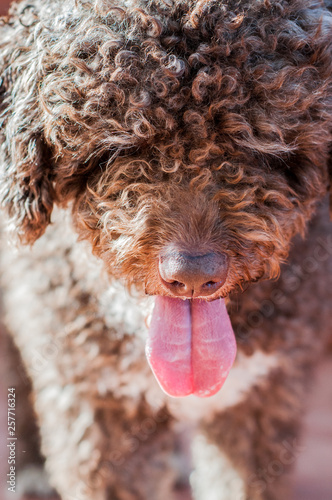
[146,297,237,398]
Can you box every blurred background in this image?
[0,0,9,16]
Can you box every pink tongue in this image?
[145,297,237,398]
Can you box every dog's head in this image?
[1,0,332,396]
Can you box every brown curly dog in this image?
[1,0,332,499]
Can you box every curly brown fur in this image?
[1,0,331,276]
[1,0,332,499]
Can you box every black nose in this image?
[159,250,228,298]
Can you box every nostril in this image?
[170,280,185,288]
[160,277,191,297]
[162,278,186,288]
[163,279,185,287]
[201,280,224,293]
[204,281,217,287]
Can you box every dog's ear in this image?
[0,26,56,244]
